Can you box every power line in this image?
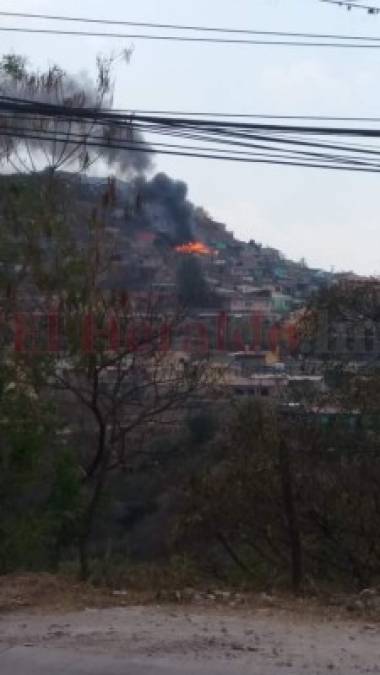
[1,25,380,48]
[4,96,380,172]
[5,96,380,136]
[4,127,380,173]
[115,109,380,122]
[6,102,380,123]
[8,110,380,160]
[11,125,365,166]
[9,120,380,164]
[9,109,380,158]
[320,0,380,14]
[2,9,380,42]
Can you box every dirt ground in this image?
[1,575,380,674]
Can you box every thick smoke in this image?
[129,173,196,244]
[0,56,152,175]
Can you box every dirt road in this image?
[1,604,380,674]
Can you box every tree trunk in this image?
[78,472,107,581]
[278,439,304,593]
[78,422,108,581]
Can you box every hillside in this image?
[79,172,333,315]
[0,170,334,325]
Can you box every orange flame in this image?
[175,241,214,256]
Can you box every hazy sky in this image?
[2,0,380,273]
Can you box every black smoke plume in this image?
[128,173,195,245]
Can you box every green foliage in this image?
[0,355,86,572]
[0,54,27,79]
[0,362,53,571]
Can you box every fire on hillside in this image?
[175,241,216,256]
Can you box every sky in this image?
[1,0,380,274]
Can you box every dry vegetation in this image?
[1,572,380,628]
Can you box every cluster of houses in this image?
[3,173,378,411]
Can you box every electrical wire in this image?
[1,25,380,48]
[5,97,380,137]
[3,127,380,172]
[111,109,380,122]
[3,96,380,173]
[320,0,380,14]
[7,122,380,166]
[3,123,380,172]
[10,110,380,160]
[11,106,380,124]
[1,9,380,42]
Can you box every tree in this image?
[179,400,307,592]
[0,53,151,175]
[179,372,380,593]
[0,52,212,579]
[0,353,76,572]
[2,175,211,579]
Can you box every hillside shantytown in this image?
[2,2,380,674]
